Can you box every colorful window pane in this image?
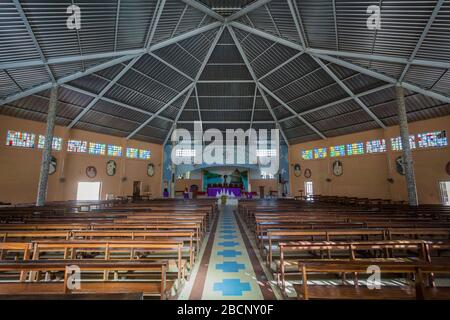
[126,148,139,158]
[38,135,62,151]
[417,131,448,148]
[346,143,364,156]
[88,142,106,155]
[366,139,386,153]
[314,147,327,159]
[6,130,35,148]
[330,145,345,157]
[390,136,416,151]
[107,145,122,157]
[67,140,87,153]
[139,149,151,160]
[302,150,313,160]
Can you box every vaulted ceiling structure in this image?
[1,0,449,145]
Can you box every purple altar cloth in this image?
[207,187,241,197]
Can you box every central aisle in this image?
[185,203,278,300]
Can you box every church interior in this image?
[0,0,450,301]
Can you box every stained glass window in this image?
[67,140,87,153]
[88,142,106,155]
[390,136,416,151]
[417,131,448,148]
[107,145,122,157]
[302,150,313,160]
[38,135,62,151]
[314,147,327,159]
[6,130,35,148]
[346,143,364,156]
[330,145,345,157]
[139,149,151,160]
[126,147,139,158]
[366,139,386,153]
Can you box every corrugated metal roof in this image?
[1,0,449,145]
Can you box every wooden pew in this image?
[276,240,429,292]
[31,240,186,281]
[0,260,169,299]
[295,261,450,300]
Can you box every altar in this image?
[207,187,241,197]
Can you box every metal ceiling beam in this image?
[312,53,450,104]
[62,84,174,124]
[12,0,55,83]
[0,54,139,107]
[259,83,327,140]
[0,50,147,71]
[163,87,195,146]
[225,0,273,23]
[148,21,222,52]
[399,0,444,83]
[127,84,193,139]
[194,85,203,131]
[68,56,142,128]
[1,21,221,71]
[178,121,275,124]
[286,0,307,48]
[228,25,292,145]
[145,0,166,49]
[162,26,226,145]
[230,22,450,70]
[259,51,304,80]
[148,52,194,81]
[311,55,386,128]
[197,80,255,83]
[278,83,394,123]
[332,0,339,50]
[1,22,222,108]
[137,26,225,141]
[230,22,450,105]
[249,85,258,130]
[113,0,121,52]
[181,0,225,22]
[230,21,304,51]
[308,48,450,70]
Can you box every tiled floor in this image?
[179,203,279,300]
[201,204,264,299]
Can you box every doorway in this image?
[133,181,142,197]
[439,181,450,205]
[305,181,313,200]
[76,182,101,201]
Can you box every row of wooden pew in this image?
[237,197,450,300]
[0,198,217,299]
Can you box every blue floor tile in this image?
[213,279,251,296]
[217,250,242,258]
[220,229,236,234]
[218,241,240,247]
[220,235,237,240]
[216,261,246,272]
